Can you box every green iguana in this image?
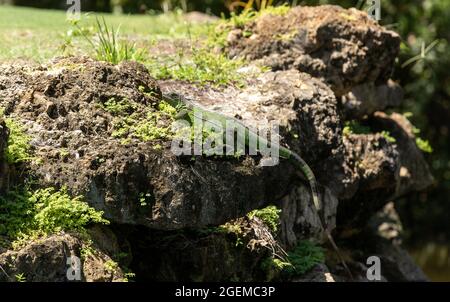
[163,92,352,278]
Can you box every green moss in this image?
[3,118,32,164]
[343,120,371,136]
[111,101,176,144]
[247,205,281,233]
[0,186,109,249]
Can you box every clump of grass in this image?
[248,205,281,233]
[76,17,146,64]
[0,186,109,249]
[147,48,248,87]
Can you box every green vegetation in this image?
[138,192,152,207]
[218,221,245,247]
[248,205,281,233]
[416,137,433,153]
[15,273,26,282]
[380,131,397,144]
[342,120,371,136]
[285,240,325,275]
[0,187,109,249]
[3,118,32,164]
[102,98,137,115]
[104,259,120,274]
[147,48,248,86]
[262,240,325,279]
[0,6,200,62]
[74,17,146,64]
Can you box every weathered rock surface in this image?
[0,230,125,282]
[225,5,401,96]
[341,80,404,119]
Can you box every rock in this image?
[0,60,344,231]
[160,69,342,166]
[365,203,429,281]
[0,232,125,282]
[338,133,398,226]
[120,216,279,281]
[280,183,338,246]
[224,5,400,96]
[370,112,435,197]
[341,80,404,119]
[293,263,335,282]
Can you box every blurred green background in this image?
[0,0,448,280]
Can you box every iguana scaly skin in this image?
[163,93,352,278]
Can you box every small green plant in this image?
[247,205,281,233]
[285,240,325,275]
[103,98,137,115]
[403,114,433,153]
[80,239,96,260]
[218,222,245,247]
[123,272,136,282]
[416,137,433,153]
[260,257,292,281]
[380,131,396,143]
[104,259,119,274]
[138,192,152,207]
[77,17,145,64]
[15,273,26,282]
[0,186,109,249]
[343,120,371,136]
[3,118,32,164]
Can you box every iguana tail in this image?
[287,149,353,279]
